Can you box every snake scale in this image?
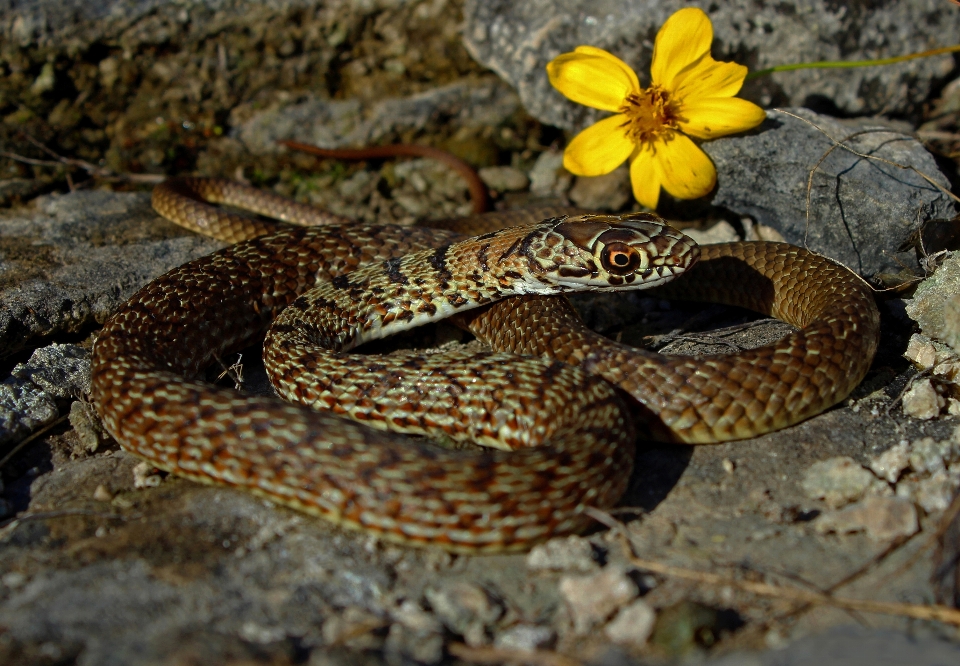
[90,177,880,552]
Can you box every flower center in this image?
[619,86,681,144]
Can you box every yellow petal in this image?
[563,114,635,176]
[678,97,766,139]
[650,8,714,88]
[672,57,749,101]
[654,132,717,200]
[629,146,661,210]
[547,49,640,112]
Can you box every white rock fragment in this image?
[559,566,638,634]
[814,496,918,541]
[478,165,529,192]
[909,436,953,474]
[905,334,938,370]
[494,624,556,651]
[568,166,630,211]
[526,534,598,572]
[604,599,656,646]
[801,457,877,508]
[424,582,502,647]
[528,150,571,196]
[901,378,944,420]
[868,441,911,483]
[682,219,740,245]
[914,470,960,513]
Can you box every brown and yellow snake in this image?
[90,177,880,552]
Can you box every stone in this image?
[914,470,960,514]
[463,0,959,128]
[526,534,599,572]
[901,379,944,420]
[682,220,740,246]
[904,335,938,371]
[568,166,631,211]
[478,166,529,192]
[814,496,919,541]
[868,441,911,484]
[907,252,960,354]
[494,624,556,651]
[528,150,572,197]
[559,566,638,634]
[604,599,656,647]
[11,343,90,401]
[801,457,877,509]
[707,109,957,277]
[424,582,502,647]
[0,379,58,447]
[908,437,956,475]
[237,79,520,155]
[0,191,222,356]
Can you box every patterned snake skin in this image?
[90,178,880,551]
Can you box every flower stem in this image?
[745,44,960,81]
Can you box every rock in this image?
[801,457,877,509]
[528,150,572,197]
[526,534,599,572]
[908,436,957,475]
[237,79,520,155]
[868,441,911,484]
[682,220,740,246]
[814,496,919,541]
[707,109,957,277]
[0,191,222,355]
[0,379,58,447]
[904,334,939,371]
[913,470,960,514]
[568,166,631,211]
[424,582,502,647]
[462,0,959,128]
[604,599,656,646]
[901,378,944,420]
[559,566,638,634]
[494,624,556,651]
[11,343,90,401]
[478,166,529,192]
[906,252,960,354]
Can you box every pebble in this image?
[913,469,960,513]
[478,165,529,192]
[801,457,878,508]
[904,334,939,370]
[559,566,638,634]
[814,496,918,541]
[901,378,944,420]
[909,436,954,475]
[567,166,631,211]
[423,582,502,646]
[869,441,911,483]
[682,220,741,245]
[604,599,656,647]
[526,534,599,572]
[494,624,556,651]
[528,150,571,197]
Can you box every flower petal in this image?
[654,132,717,200]
[678,97,766,139]
[563,114,635,176]
[672,57,749,101]
[629,146,661,210]
[547,49,640,112]
[650,8,714,88]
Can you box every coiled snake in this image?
[90,177,880,552]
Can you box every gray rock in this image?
[0,190,223,355]
[906,252,960,351]
[236,79,520,154]
[705,108,958,277]
[462,0,960,129]
[0,379,58,447]
[11,343,90,401]
[494,624,556,651]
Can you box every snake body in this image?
[90,178,880,551]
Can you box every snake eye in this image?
[600,242,641,275]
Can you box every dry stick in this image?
[584,508,960,627]
[448,642,583,666]
[771,109,960,253]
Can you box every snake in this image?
[90,177,880,552]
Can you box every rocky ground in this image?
[2,1,960,665]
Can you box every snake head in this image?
[530,212,699,291]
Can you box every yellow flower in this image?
[546,7,766,210]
